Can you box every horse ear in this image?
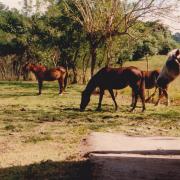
[175,49,180,57]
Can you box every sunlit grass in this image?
[0,55,180,179]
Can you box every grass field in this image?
[0,55,180,179]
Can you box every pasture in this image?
[0,55,180,179]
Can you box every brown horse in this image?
[131,70,164,105]
[154,49,180,106]
[23,63,68,95]
[80,66,146,112]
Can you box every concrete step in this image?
[82,132,180,180]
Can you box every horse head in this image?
[166,49,180,74]
[175,49,180,62]
[21,62,34,75]
[22,63,47,74]
[80,90,90,111]
[157,49,180,89]
[168,49,180,63]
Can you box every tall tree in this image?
[65,0,175,77]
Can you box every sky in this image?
[0,0,180,33]
[0,0,22,9]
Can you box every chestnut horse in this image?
[23,63,68,95]
[131,70,163,105]
[80,66,146,112]
[154,49,180,106]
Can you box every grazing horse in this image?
[131,70,162,105]
[80,66,146,112]
[155,49,180,105]
[23,63,68,95]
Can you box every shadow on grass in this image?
[0,160,91,180]
[63,107,81,112]
[0,81,60,91]
[0,93,37,98]
[0,81,37,89]
[149,110,180,120]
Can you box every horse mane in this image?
[167,49,180,60]
[84,75,98,94]
[84,68,106,94]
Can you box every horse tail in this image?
[140,71,145,92]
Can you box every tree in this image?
[0,2,6,10]
[65,0,172,77]
[173,33,180,43]
[132,21,177,60]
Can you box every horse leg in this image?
[155,88,163,106]
[38,80,43,95]
[108,89,118,111]
[139,88,146,112]
[130,87,138,112]
[131,90,135,107]
[145,87,157,102]
[114,90,118,97]
[61,74,66,92]
[163,89,169,106]
[96,88,104,111]
[58,78,63,95]
[61,73,67,93]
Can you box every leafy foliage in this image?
[0,0,178,80]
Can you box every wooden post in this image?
[146,54,150,99]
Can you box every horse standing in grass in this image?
[23,63,68,95]
[155,49,180,106]
[131,69,163,105]
[80,66,146,112]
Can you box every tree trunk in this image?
[72,65,78,84]
[90,46,97,78]
[71,49,79,84]
[82,53,89,84]
[0,61,6,80]
[106,40,112,67]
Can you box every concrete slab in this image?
[82,132,180,180]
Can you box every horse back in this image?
[96,66,143,89]
[38,66,66,81]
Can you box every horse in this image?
[80,66,146,112]
[155,49,180,106]
[131,69,163,105]
[22,63,68,95]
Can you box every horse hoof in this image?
[96,108,102,111]
[38,93,41,96]
[129,108,134,112]
[59,93,63,96]
[142,108,146,112]
[115,107,118,111]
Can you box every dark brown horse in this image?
[23,63,68,95]
[131,69,163,105]
[80,66,146,112]
[155,49,180,106]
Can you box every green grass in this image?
[125,55,166,70]
[0,55,180,179]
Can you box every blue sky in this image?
[1,0,180,33]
